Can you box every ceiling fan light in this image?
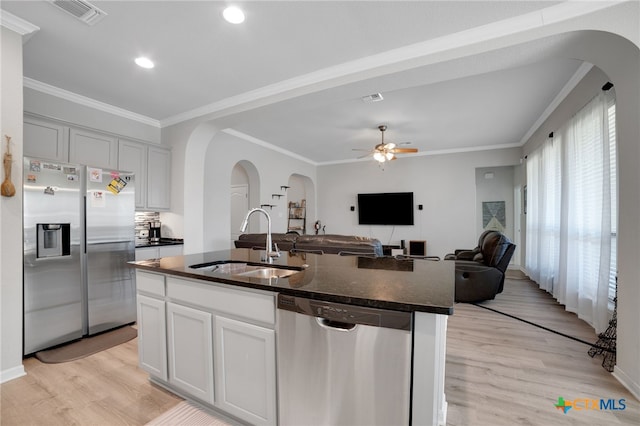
[373,152,386,162]
[385,152,394,160]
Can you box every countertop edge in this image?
[129,262,454,315]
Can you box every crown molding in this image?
[160,1,621,128]
[1,10,39,41]
[518,62,593,146]
[221,129,317,166]
[23,78,161,128]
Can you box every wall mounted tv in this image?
[357,192,414,225]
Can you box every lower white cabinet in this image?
[167,302,215,404]
[136,272,277,424]
[136,294,167,381]
[214,316,276,426]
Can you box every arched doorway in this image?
[230,161,260,247]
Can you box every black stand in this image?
[588,287,616,372]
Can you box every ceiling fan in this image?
[355,125,418,163]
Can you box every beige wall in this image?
[0,26,25,382]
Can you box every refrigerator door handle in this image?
[83,196,87,254]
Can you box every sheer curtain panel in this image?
[526,92,615,334]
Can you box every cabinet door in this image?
[146,146,171,211]
[167,302,214,404]
[118,139,147,209]
[136,295,167,381]
[69,128,118,169]
[214,316,276,426]
[24,117,68,161]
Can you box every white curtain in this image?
[526,92,614,333]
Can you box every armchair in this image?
[453,231,515,303]
[444,230,494,261]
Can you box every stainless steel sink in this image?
[235,267,299,279]
[189,261,301,279]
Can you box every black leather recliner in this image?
[444,229,494,261]
[452,231,516,303]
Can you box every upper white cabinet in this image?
[23,115,171,212]
[118,139,148,209]
[69,128,118,169]
[24,117,68,161]
[146,146,171,211]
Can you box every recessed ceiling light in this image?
[223,6,245,24]
[135,57,154,69]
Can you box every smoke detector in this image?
[48,0,107,26]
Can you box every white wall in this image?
[201,131,316,252]
[0,26,26,383]
[317,148,522,258]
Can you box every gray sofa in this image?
[234,233,383,256]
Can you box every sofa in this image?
[234,233,383,256]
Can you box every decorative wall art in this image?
[482,201,506,231]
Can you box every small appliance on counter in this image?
[149,221,161,243]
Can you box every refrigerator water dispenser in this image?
[36,223,71,258]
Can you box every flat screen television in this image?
[357,192,414,225]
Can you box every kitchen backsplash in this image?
[135,211,160,243]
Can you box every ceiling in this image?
[2,0,591,164]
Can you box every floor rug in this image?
[35,325,137,363]
[146,401,237,426]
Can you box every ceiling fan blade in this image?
[391,148,418,153]
[352,148,372,152]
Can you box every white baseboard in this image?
[0,365,26,384]
[613,366,640,402]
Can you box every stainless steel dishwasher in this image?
[277,294,412,426]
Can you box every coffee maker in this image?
[149,221,161,243]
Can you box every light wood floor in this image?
[445,270,638,425]
[1,273,638,425]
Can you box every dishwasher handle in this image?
[316,317,357,332]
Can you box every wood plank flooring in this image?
[0,333,182,425]
[445,270,638,425]
[1,272,638,425]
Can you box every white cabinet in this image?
[146,146,171,211]
[137,294,167,381]
[118,139,147,209]
[69,128,118,169]
[214,316,276,426]
[23,116,171,212]
[167,302,214,404]
[135,245,183,261]
[24,117,68,161]
[118,140,171,211]
[136,273,277,421]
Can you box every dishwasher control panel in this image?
[277,294,411,331]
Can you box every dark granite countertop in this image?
[136,238,184,248]
[129,248,454,315]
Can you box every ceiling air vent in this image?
[49,0,107,26]
[361,93,384,103]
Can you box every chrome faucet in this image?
[240,208,280,263]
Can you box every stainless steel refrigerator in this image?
[23,157,136,355]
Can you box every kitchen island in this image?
[129,248,453,426]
